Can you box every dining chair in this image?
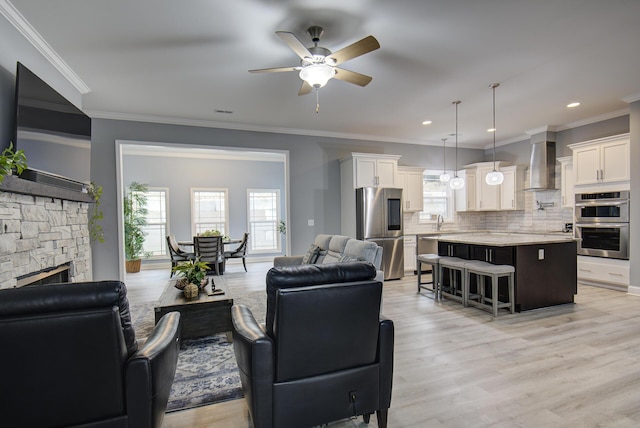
[223,232,249,272]
[166,235,196,277]
[194,236,225,275]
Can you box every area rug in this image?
[130,290,266,412]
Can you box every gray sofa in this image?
[274,234,384,280]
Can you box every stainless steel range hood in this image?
[525,141,556,191]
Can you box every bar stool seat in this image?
[465,261,515,317]
[438,256,467,304]
[417,254,441,298]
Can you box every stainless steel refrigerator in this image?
[356,187,404,280]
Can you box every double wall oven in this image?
[575,191,629,260]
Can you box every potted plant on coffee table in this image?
[172,259,211,298]
[123,182,151,273]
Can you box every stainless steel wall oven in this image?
[575,191,629,260]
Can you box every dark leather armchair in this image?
[0,280,181,428]
[167,235,196,277]
[223,232,249,272]
[232,262,394,428]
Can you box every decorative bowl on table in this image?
[175,277,189,290]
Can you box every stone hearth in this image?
[0,183,92,289]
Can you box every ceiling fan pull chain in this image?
[315,88,320,113]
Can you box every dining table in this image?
[177,236,242,275]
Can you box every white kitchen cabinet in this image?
[499,165,525,210]
[351,154,399,188]
[558,156,574,208]
[577,255,629,287]
[340,153,402,236]
[570,134,629,187]
[456,161,515,211]
[403,235,416,272]
[455,169,477,212]
[477,164,500,211]
[396,166,424,212]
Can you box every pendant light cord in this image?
[490,83,499,171]
[442,138,447,174]
[453,101,460,177]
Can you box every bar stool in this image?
[465,261,515,317]
[416,254,441,298]
[438,257,467,305]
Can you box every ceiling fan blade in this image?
[249,66,300,73]
[276,31,312,60]
[328,36,380,65]
[298,81,312,96]
[333,68,373,87]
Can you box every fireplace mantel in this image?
[0,175,93,203]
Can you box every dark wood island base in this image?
[437,236,577,312]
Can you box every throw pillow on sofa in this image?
[302,244,320,264]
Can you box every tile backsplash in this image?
[404,163,574,235]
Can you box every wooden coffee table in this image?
[154,277,233,340]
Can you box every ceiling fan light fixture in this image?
[299,63,335,88]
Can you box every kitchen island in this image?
[422,232,577,312]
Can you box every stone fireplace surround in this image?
[0,175,93,289]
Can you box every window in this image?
[192,189,228,236]
[140,188,168,257]
[419,171,453,222]
[248,190,280,253]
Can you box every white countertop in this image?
[419,232,577,246]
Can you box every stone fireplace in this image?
[0,176,93,289]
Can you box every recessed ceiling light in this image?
[567,102,580,108]
[422,120,432,125]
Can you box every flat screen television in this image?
[12,62,91,191]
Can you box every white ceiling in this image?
[7,0,640,149]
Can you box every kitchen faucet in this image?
[436,214,444,231]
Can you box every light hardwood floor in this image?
[125,261,640,428]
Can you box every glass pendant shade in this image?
[485,170,504,185]
[299,64,335,88]
[440,172,451,182]
[450,175,465,189]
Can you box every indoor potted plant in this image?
[123,182,151,273]
[0,142,27,184]
[172,259,210,298]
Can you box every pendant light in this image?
[449,100,465,190]
[485,83,504,185]
[439,138,450,182]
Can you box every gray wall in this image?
[122,152,286,253]
[91,119,482,279]
[0,18,82,151]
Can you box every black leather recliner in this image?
[0,280,181,428]
[232,262,394,428]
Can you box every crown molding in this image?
[622,93,640,103]
[87,109,480,149]
[555,108,628,131]
[0,0,90,94]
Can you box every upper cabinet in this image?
[569,134,629,187]
[340,153,402,237]
[342,153,400,188]
[499,165,526,211]
[557,156,574,208]
[456,162,523,212]
[396,166,424,212]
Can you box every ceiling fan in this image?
[249,26,380,97]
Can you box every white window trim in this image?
[247,188,281,254]
[143,187,170,260]
[418,169,454,224]
[190,188,229,236]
